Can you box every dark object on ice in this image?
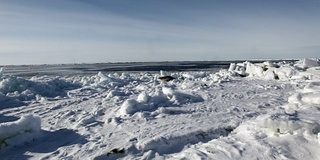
[158,76,175,82]
[129,137,138,142]
[239,74,247,77]
[107,148,125,156]
[234,72,247,77]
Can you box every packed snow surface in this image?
[0,58,320,159]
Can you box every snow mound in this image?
[274,66,296,80]
[119,87,203,115]
[0,115,41,149]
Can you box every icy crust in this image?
[0,115,41,150]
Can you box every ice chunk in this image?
[119,99,140,115]
[274,66,296,80]
[264,70,277,80]
[228,63,236,71]
[295,58,319,69]
[97,72,124,87]
[245,62,264,77]
[160,70,167,76]
[0,115,41,149]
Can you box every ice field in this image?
[0,58,320,159]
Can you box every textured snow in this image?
[0,59,320,159]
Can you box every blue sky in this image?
[0,0,319,65]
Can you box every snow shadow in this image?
[138,127,235,155]
[94,153,125,160]
[0,114,19,123]
[0,129,88,160]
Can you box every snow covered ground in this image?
[0,58,319,159]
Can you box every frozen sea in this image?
[1,59,320,160]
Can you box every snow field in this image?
[172,58,320,159]
[0,58,319,159]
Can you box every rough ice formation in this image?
[0,76,81,100]
[227,58,319,81]
[96,72,126,87]
[119,87,203,115]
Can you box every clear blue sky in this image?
[0,0,319,65]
